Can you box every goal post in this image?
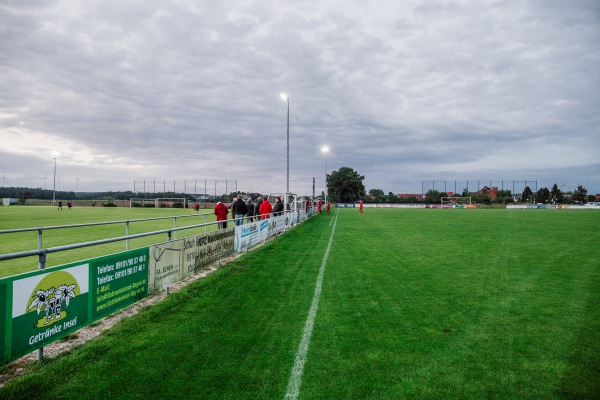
[441,197,472,208]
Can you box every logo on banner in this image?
[27,272,80,328]
[241,224,258,238]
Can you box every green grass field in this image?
[1,207,599,399]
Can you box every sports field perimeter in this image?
[1,208,599,399]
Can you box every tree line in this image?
[1,172,596,206]
[324,168,596,204]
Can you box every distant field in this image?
[0,206,218,278]
[1,208,599,399]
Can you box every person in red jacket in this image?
[326,201,331,214]
[359,200,364,214]
[213,202,229,229]
[259,198,272,219]
[317,199,322,214]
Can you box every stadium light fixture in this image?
[281,93,290,193]
[322,146,329,203]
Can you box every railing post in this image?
[173,217,177,239]
[204,215,208,233]
[168,231,172,242]
[125,221,130,251]
[37,250,46,361]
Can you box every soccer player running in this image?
[359,200,364,214]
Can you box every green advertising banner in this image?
[0,283,7,365]
[0,247,150,366]
[8,262,90,362]
[91,248,149,321]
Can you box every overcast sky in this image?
[1,0,599,197]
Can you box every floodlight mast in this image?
[321,146,329,203]
[281,93,290,194]
[52,157,57,206]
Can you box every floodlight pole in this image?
[285,96,290,193]
[52,157,57,206]
[322,146,329,203]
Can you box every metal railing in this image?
[0,210,298,266]
[0,212,213,253]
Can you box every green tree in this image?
[550,184,563,203]
[495,189,513,204]
[522,186,533,203]
[572,185,588,204]
[424,190,446,203]
[368,189,385,203]
[536,187,550,204]
[327,167,366,203]
[18,191,32,204]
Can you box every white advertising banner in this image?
[269,214,290,237]
[148,239,185,294]
[234,220,269,253]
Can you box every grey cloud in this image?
[1,0,599,196]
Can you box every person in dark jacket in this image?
[245,198,255,222]
[232,194,247,226]
[254,196,263,219]
[272,196,284,216]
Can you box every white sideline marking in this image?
[284,212,338,400]
[328,209,337,226]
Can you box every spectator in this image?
[326,201,331,214]
[246,198,255,222]
[214,202,229,229]
[232,194,247,226]
[317,199,322,214]
[273,196,284,216]
[259,197,272,219]
[254,196,263,219]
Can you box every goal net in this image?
[156,198,186,208]
[130,198,157,208]
[129,198,186,208]
[441,197,471,208]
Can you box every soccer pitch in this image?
[1,208,599,399]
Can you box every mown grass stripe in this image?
[284,211,338,400]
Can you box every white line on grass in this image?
[284,211,338,400]
[329,208,337,227]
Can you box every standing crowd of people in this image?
[211,195,334,229]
